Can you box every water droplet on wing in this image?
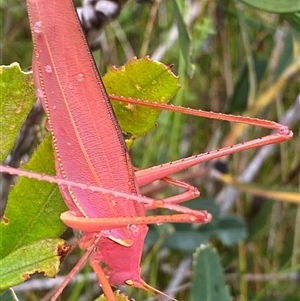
[36,88,44,99]
[45,65,52,73]
[76,73,84,82]
[33,21,42,33]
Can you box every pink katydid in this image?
[0,0,293,301]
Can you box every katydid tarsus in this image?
[1,0,293,300]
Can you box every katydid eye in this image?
[125,280,134,286]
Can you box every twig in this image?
[13,273,97,292]
[161,257,192,301]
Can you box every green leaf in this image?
[241,0,300,13]
[0,238,67,290]
[103,57,180,136]
[191,245,232,301]
[0,135,67,259]
[156,215,247,251]
[0,63,35,161]
[214,216,247,246]
[163,230,211,252]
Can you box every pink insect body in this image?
[26,0,211,300]
[0,0,290,300]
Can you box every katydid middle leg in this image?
[142,176,201,210]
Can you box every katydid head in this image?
[93,225,148,284]
[90,226,178,301]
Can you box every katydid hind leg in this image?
[113,95,292,133]
[116,97,292,186]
